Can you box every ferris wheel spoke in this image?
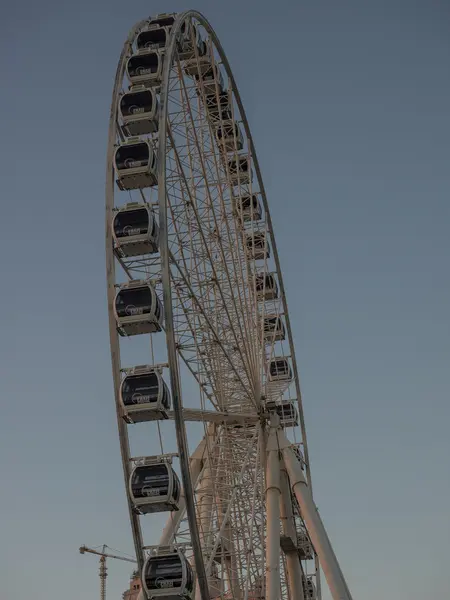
[184,109,263,386]
[165,126,258,402]
[172,61,263,385]
[167,247,255,404]
[204,427,263,581]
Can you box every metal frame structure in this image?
[105,10,354,600]
[79,545,137,600]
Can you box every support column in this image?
[266,426,281,600]
[159,433,209,546]
[197,461,214,548]
[279,466,304,600]
[280,436,353,600]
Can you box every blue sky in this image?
[1,1,449,599]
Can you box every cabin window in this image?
[121,91,154,117]
[114,209,149,237]
[116,144,149,170]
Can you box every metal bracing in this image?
[159,432,210,547]
[106,19,149,571]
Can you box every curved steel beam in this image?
[105,19,148,571]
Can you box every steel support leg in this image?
[279,434,353,600]
[266,427,281,600]
[279,466,304,600]
[159,434,209,546]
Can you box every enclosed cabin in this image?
[184,53,213,77]
[120,86,159,136]
[121,366,170,423]
[255,273,278,300]
[142,548,194,600]
[129,457,180,513]
[215,121,244,152]
[246,232,270,261]
[268,357,292,382]
[115,139,157,191]
[194,63,224,95]
[126,50,163,87]
[114,280,163,336]
[136,25,171,52]
[177,21,206,60]
[266,399,298,427]
[148,13,176,28]
[263,316,286,342]
[227,154,253,185]
[113,203,159,258]
[234,194,262,222]
[297,532,314,560]
[303,577,317,600]
[204,90,231,122]
[136,27,167,52]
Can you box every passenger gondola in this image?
[194,64,224,95]
[246,232,270,261]
[120,366,170,423]
[114,139,157,191]
[120,86,159,136]
[129,458,180,513]
[126,50,164,86]
[142,548,194,600]
[113,203,159,257]
[234,194,262,222]
[266,399,298,427]
[204,90,230,120]
[215,121,243,152]
[263,316,286,342]
[268,357,292,381]
[177,21,206,60]
[255,273,278,300]
[137,28,168,51]
[148,13,176,28]
[228,155,253,185]
[114,280,163,336]
[184,54,212,77]
[303,577,317,600]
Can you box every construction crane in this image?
[79,544,137,600]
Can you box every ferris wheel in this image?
[105,11,353,600]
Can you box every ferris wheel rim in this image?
[105,18,150,573]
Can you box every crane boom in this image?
[79,545,137,563]
[80,544,137,600]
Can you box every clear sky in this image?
[1,1,449,599]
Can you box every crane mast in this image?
[79,544,137,600]
[100,554,107,600]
